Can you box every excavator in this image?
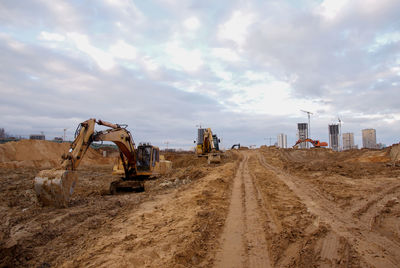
[231,144,240,149]
[34,118,161,207]
[195,128,221,164]
[293,138,328,148]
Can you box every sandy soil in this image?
[1,140,400,267]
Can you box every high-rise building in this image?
[277,133,287,148]
[342,132,355,150]
[362,129,377,149]
[297,123,308,149]
[329,124,339,151]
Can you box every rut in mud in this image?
[214,153,270,268]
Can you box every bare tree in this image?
[0,128,5,139]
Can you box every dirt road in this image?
[1,141,400,267]
[214,152,270,268]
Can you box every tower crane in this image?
[300,110,313,139]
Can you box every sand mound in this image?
[280,147,390,163]
[0,140,113,169]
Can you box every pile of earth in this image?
[278,147,391,163]
[0,140,114,169]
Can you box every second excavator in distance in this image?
[293,138,328,148]
[195,127,221,164]
[34,118,163,207]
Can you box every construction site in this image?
[0,118,400,268]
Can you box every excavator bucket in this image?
[34,169,77,207]
[207,153,221,164]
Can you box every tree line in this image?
[0,128,9,139]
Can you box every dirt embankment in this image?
[390,143,400,164]
[0,140,114,169]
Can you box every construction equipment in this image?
[231,144,240,149]
[34,118,161,207]
[195,128,221,164]
[293,138,328,148]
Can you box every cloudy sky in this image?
[0,0,399,149]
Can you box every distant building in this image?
[277,133,287,148]
[329,124,339,151]
[29,134,45,140]
[297,123,308,149]
[362,129,377,149]
[342,132,355,150]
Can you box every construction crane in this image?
[63,128,67,141]
[338,117,342,151]
[300,110,313,139]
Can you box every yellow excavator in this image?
[195,128,221,164]
[34,118,162,207]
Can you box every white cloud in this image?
[103,0,145,22]
[109,40,137,60]
[5,38,26,52]
[104,0,137,10]
[244,71,272,81]
[67,32,115,70]
[165,41,203,72]
[368,31,400,52]
[38,31,65,42]
[315,0,349,19]
[173,80,205,94]
[38,1,82,30]
[212,48,241,62]
[210,63,232,81]
[229,81,326,115]
[183,17,200,31]
[142,56,159,72]
[218,11,254,47]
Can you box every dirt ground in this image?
[1,140,400,267]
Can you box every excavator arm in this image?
[93,126,137,177]
[203,128,213,154]
[34,118,137,207]
[60,118,96,170]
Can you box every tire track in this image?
[214,152,271,268]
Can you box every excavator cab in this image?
[136,144,159,173]
[212,134,220,151]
